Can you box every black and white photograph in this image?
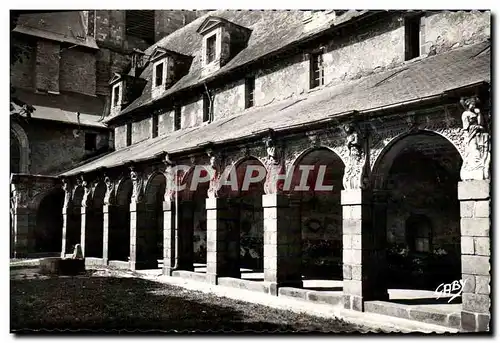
[8,6,493,335]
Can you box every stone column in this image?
[458,180,491,332]
[80,206,90,257]
[205,197,240,284]
[163,200,176,275]
[12,207,35,258]
[102,205,117,265]
[341,189,387,311]
[130,202,157,270]
[262,193,302,295]
[177,200,195,271]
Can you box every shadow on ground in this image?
[10,270,361,334]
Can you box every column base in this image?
[130,260,158,271]
[461,310,490,332]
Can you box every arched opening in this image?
[216,157,267,281]
[142,173,166,270]
[10,122,29,174]
[372,131,462,300]
[35,189,64,255]
[288,147,345,286]
[109,179,132,262]
[177,167,210,273]
[66,186,83,255]
[10,130,21,174]
[84,182,105,259]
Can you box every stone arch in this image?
[222,155,267,196]
[286,146,345,280]
[116,178,133,206]
[144,172,167,204]
[286,146,345,193]
[143,172,167,267]
[35,188,64,255]
[370,129,462,291]
[371,129,463,190]
[85,181,106,258]
[10,122,30,174]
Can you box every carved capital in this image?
[80,174,93,207]
[11,183,29,210]
[162,153,177,202]
[129,165,145,203]
[61,178,72,209]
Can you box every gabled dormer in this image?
[109,72,147,117]
[109,73,124,117]
[197,16,251,77]
[149,46,191,99]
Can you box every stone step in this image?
[172,270,208,283]
[218,277,272,294]
[364,300,461,329]
[85,257,105,267]
[279,287,343,306]
[108,260,129,270]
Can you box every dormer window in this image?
[197,16,251,77]
[149,47,191,98]
[109,73,124,116]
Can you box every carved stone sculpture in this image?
[103,175,115,205]
[207,149,221,198]
[163,153,176,202]
[130,166,144,203]
[263,136,285,194]
[81,176,92,207]
[62,178,72,208]
[342,123,366,190]
[460,97,491,180]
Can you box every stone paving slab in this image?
[218,277,272,294]
[365,300,461,329]
[134,271,457,333]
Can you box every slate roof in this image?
[60,41,491,176]
[13,11,99,49]
[105,10,370,121]
[11,103,107,128]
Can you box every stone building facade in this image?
[11,10,491,332]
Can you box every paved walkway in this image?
[131,269,458,333]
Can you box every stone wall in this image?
[20,120,109,175]
[213,79,245,120]
[59,48,97,96]
[114,125,128,150]
[131,117,151,144]
[422,11,490,55]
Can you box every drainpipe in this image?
[203,83,214,122]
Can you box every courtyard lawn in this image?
[11,267,363,333]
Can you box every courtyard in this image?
[10,264,365,333]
